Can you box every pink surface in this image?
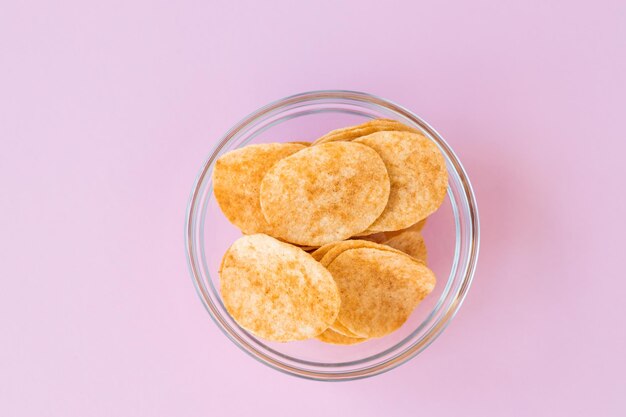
[1,1,625,416]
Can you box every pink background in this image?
[1,1,625,416]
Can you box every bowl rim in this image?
[185,90,480,381]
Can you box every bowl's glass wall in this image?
[186,91,479,380]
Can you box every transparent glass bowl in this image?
[185,90,479,381]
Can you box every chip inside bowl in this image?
[319,239,405,267]
[325,247,436,338]
[329,320,361,338]
[259,142,391,246]
[383,218,427,238]
[357,218,427,242]
[313,119,419,145]
[352,231,387,242]
[354,131,448,233]
[212,143,306,235]
[318,240,419,338]
[310,241,342,261]
[219,234,341,342]
[316,328,368,345]
[383,231,428,264]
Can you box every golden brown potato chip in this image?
[219,234,340,342]
[357,218,427,242]
[384,219,427,240]
[289,141,311,146]
[259,142,390,246]
[330,320,362,338]
[318,240,409,339]
[326,247,436,338]
[353,231,388,243]
[316,329,368,345]
[319,239,405,268]
[313,119,419,145]
[212,143,306,234]
[286,240,319,251]
[354,131,447,233]
[310,241,343,261]
[383,231,428,263]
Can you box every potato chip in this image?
[358,218,427,242]
[312,240,401,264]
[353,231,387,243]
[286,240,319,251]
[384,218,427,240]
[330,320,361,338]
[414,218,427,232]
[326,247,436,338]
[260,142,390,246]
[310,241,343,261]
[289,141,311,146]
[316,329,368,345]
[313,119,419,145]
[383,231,428,263]
[212,143,306,234]
[354,131,447,233]
[219,234,340,342]
[318,240,408,338]
[319,239,405,267]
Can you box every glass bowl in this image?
[185,90,479,381]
